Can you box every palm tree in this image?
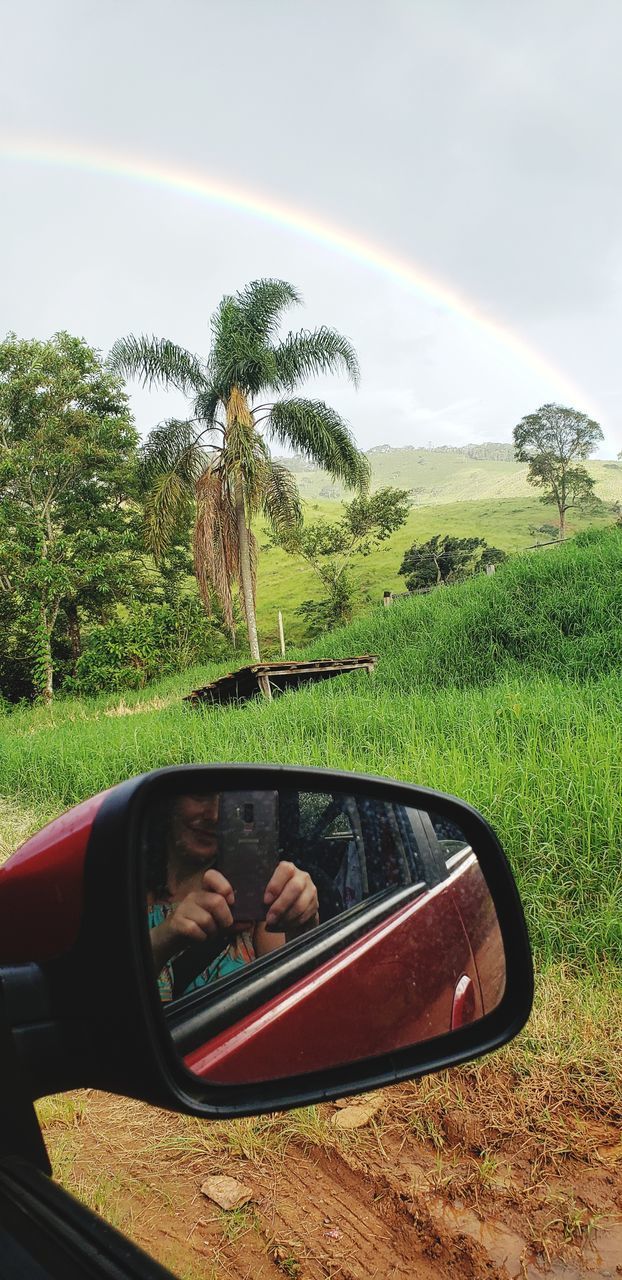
[109,280,368,694]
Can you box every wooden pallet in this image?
[184,655,379,707]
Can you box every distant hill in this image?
[273,444,622,505]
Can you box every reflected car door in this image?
[183,801,483,1084]
[419,812,506,1016]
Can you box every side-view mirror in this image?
[0,765,533,1119]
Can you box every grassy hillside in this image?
[255,494,614,647]
[2,527,621,970]
[277,444,622,505]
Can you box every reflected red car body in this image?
[186,850,505,1083]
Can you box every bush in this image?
[297,571,357,633]
[70,601,230,696]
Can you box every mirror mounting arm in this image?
[0,976,51,1171]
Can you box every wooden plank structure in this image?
[184,655,379,708]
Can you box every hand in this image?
[263,862,319,934]
[150,869,235,969]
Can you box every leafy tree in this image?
[513,403,603,538]
[109,280,368,694]
[0,332,142,702]
[398,534,506,592]
[273,487,411,631]
[71,599,229,696]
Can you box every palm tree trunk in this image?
[233,473,272,701]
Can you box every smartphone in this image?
[216,791,279,922]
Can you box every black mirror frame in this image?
[54,764,533,1118]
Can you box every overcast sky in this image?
[2,0,621,455]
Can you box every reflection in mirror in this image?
[141,786,506,1083]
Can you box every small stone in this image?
[200,1175,253,1210]
[331,1099,383,1129]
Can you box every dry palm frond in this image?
[223,388,271,520]
[226,385,254,432]
[194,468,240,637]
[193,462,258,630]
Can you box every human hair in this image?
[142,797,174,900]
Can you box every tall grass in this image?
[256,496,613,646]
[1,530,621,969]
[300,525,622,688]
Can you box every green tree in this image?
[273,487,411,632]
[71,598,229,696]
[513,403,603,539]
[109,279,368,694]
[398,534,506,592]
[0,332,141,702]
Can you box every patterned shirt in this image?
[148,903,256,1003]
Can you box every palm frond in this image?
[108,335,207,396]
[220,391,271,514]
[193,383,223,427]
[140,419,207,489]
[266,399,370,491]
[260,460,303,535]
[236,279,302,342]
[143,470,193,560]
[272,327,360,391]
[208,296,278,398]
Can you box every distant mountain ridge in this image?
[365,442,516,462]
[272,444,621,505]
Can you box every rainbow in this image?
[0,137,602,421]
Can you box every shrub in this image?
[70,601,230,696]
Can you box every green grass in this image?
[2,528,621,970]
[299,522,622,685]
[282,446,622,506]
[255,495,614,647]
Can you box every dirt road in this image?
[40,1075,622,1280]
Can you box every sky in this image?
[1,0,621,455]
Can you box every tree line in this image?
[0,277,610,705]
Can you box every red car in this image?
[0,764,532,1280]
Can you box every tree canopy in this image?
[0,332,143,701]
[398,534,506,592]
[273,486,411,631]
[513,403,603,538]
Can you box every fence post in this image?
[278,610,286,656]
[383,591,393,608]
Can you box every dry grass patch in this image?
[0,795,48,863]
[103,695,177,718]
[34,963,622,1279]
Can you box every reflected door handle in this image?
[451,974,476,1029]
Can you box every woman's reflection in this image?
[146,794,319,1003]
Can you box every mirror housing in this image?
[0,765,533,1117]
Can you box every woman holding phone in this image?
[146,793,319,1003]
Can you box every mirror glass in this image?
[140,785,506,1084]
